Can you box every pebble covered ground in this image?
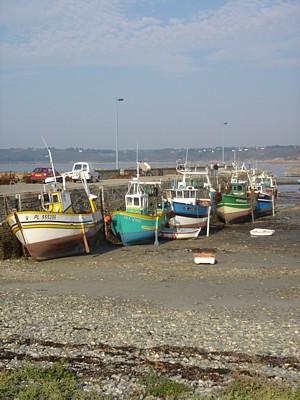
[0,187,299,398]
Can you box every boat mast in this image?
[182,148,189,186]
[41,136,57,188]
[136,143,140,180]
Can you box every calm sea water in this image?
[256,164,290,178]
[277,184,300,209]
[0,163,294,177]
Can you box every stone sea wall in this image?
[0,167,177,184]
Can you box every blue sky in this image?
[0,0,299,150]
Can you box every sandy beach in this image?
[1,213,299,311]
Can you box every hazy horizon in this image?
[0,144,299,151]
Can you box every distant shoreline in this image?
[0,160,299,181]
[0,158,299,165]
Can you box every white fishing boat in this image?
[167,213,209,229]
[159,227,201,240]
[6,142,103,261]
[250,228,275,236]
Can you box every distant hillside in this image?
[0,145,299,165]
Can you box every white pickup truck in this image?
[71,162,100,183]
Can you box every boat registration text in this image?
[33,214,57,220]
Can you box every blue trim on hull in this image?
[255,194,273,217]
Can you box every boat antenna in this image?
[182,148,189,185]
[136,143,140,179]
[185,148,189,167]
[41,136,57,186]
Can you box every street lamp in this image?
[115,97,124,169]
[222,122,228,165]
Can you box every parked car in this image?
[70,162,100,183]
[29,167,61,183]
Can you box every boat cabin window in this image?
[43,193,50,204]
[232,185,243,192]
[52,193,59,203]
[126,196,141,207]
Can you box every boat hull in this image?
[250,228,275,236]
[6,210,103,261]
[159,227,201,239]
[254,193,274,217]
[216,193,254,223]
[171,200,213,218]
[110,210,168,246]
[167,213,208,229]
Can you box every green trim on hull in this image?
[217,193,253,223]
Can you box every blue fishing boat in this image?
[171,199,212,218]
[255,192,274,217]
[165,157,215,233]
[252,171,278,217]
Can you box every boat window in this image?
[127,197,133,206]
[62,193,69,202]
[134,197,140,206]
[52,194,59,203]
[43,193,50,204]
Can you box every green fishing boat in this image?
[110,162,168,246]
[216,181,256,223]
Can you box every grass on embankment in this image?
[0,362,299,399]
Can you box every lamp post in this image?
[222,122,228,165]
[115,97,124,170]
